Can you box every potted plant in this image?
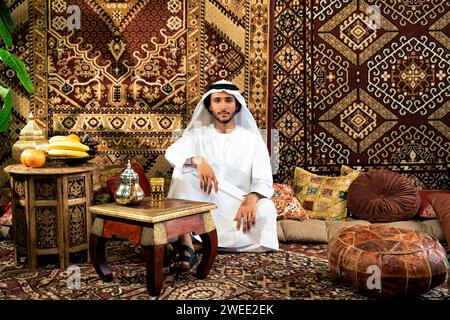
[0,0,34,132]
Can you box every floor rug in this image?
[0,241,447,300]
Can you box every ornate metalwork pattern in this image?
[69,204,86,246]
[141,224,167,246]
[67,176,85,199]
[36,207,58,249]
[35,179,57,200]
[13,179,26,200]
[14,206,27,248]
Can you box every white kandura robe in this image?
[165,124,279,252]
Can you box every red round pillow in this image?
[347,170,420,223]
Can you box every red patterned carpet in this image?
[0,241,447,300]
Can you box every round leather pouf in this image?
[347,170,421,223]
[328,224,449,299]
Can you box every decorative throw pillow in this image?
[0,202,12,240]
[418,190,450,219]
[271,183,308,221]
[340,165,362,218]
[0,188,12,239]
[341,165,361,176]
[427,192,450,246]
[92,166,124,192]
[347,170,421,223]
[293,168,360,221]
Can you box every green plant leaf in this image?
[0,0,14,47]
[0,84,12,132]
[0,48,34,94]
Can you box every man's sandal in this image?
[170,245,197,273]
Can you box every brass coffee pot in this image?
[114,160,144,205]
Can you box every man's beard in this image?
[214,110,235,124]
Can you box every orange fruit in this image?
[27,150,46,168]
[20,148,35,166]
[20,149,46,168]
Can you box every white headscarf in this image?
[184,80,260,136]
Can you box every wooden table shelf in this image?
[4,163,96,269]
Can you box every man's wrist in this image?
[246,192,262,202]
[191,156,206,166]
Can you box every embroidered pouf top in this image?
[328,224,448,299]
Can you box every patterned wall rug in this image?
[271,0,449,189]
[1,0,448,191]
[33,0,189,183]
[39,0,270,179]
[1,0,271,185]
[0,241,448,300]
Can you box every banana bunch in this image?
[47,135,90,158]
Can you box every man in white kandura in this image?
[165,79,278,271]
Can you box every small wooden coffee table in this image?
[88,198,217,296]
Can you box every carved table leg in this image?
[196,229,218,279]
[89,233,112,282]
[142,244,165,296]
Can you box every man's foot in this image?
[163,243,176,267]
[192,237,203,252]
[170,245,197,273]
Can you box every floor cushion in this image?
[277,219,328,243]
[327,218,445,242]
[429,192,450,246]
[328,224,448,299]
[347,170,421,223]
[417,190,449,219]
[277,217,445,244]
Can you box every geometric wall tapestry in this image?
[1,0,447,191]
[271,0,449,190]
[187,0,271,128]
[37,0,188,176]
[0,0,270,185]
[27,0,271,184]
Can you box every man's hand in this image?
[234,193,261,233]
[192,156,218,194]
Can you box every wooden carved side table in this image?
[89,198,218,296]
[4,164,96,269]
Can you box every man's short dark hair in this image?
[204,93,242,114]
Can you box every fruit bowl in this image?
[46,155,96,165]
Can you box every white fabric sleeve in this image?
[165,131,198,173]
[249,135,274,199]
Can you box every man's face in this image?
[209,92,237,124]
